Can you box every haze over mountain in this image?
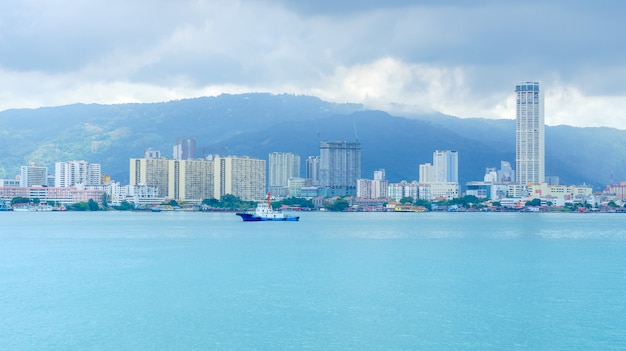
[0,93,623,190]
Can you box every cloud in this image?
[1,0,626,129]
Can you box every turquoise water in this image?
[1,211,626,350]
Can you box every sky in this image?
[1,0,625,128]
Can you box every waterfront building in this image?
[20,164,48,187]
[287,177,306,197]
[319,140,361,197]
[173,137,197,160]
[0,186,106,206]
[418,182,459,201]
[418,151,459,200]
[168,159,214,202]
[0,179,20,187]
[269,152,300,197]
[107,181,163,207]
[515,81,545,185]
[55,160,101,187]
[213,156,266,201]
[387,181,418,202]
[357,169,388,199]
[605,181,626,201]
[129,156,169,198]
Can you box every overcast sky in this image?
[1,1,625,128]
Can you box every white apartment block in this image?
[20,165,48,187]
[269,152,300,187]
[387,181,418,202]
[419,182,459,201]
[55,160,101,187]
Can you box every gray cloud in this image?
[1,0,626,128]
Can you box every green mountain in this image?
[0,93,623,190]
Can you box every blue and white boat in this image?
[236,195,299,222]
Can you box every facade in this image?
[418,182,459,201]
[387,181,418,202]
[433,150,458,183]
[287,177,306,197]
[269,152,300,187]
[0,186,106,205]
[168,159,214,202]
[515,81,545,185]
[319,140,361,197]
[357,169,388,199]
[173,138,197,160]
[20,165,48,187]
[213,156,266,201]
[419,163,434,183]
[55,160,101,187]
[129,157,169,198]
[305,156,320,186]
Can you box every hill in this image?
[0,93,623,190]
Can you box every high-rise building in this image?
[213,156,266,201]
[268,152,300,187]
[173,138,197,160]
[55,161,101,187]
[168,159,214,201]
[130,156,169,197]
[515,81,545,185]
[306,156,320,186]
[433,150,458,183]
[20,164,48,187]
[319,140,361,196]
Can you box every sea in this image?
[1,211,625,350]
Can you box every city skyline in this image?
[1,2,625,129]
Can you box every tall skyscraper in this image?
[432,150,458,183]
[515,81,545,185]
[319,140,361,196]
[173,138,197,160]
[268,152,300,188]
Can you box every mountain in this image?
[0,93,624,190]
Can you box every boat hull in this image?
[236,212,299,222]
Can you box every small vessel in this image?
[236,194,299,222]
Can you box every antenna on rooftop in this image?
[353,121,359,142]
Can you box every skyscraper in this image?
[319,140,361,196]
[173,138,197,160]
[432,150,458,183]
[268,152,300,188]
[515,81,545,185]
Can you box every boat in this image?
[0,200,13,211]
[236,194,299,222]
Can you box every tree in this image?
[112,201,134,211]
[325,198,350,212]
[413,198,431,210]
[11,197,30,206]
[399,196,414,205]
[88,199,100,211]
[69,202,89,211]
[525,198,542,207]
